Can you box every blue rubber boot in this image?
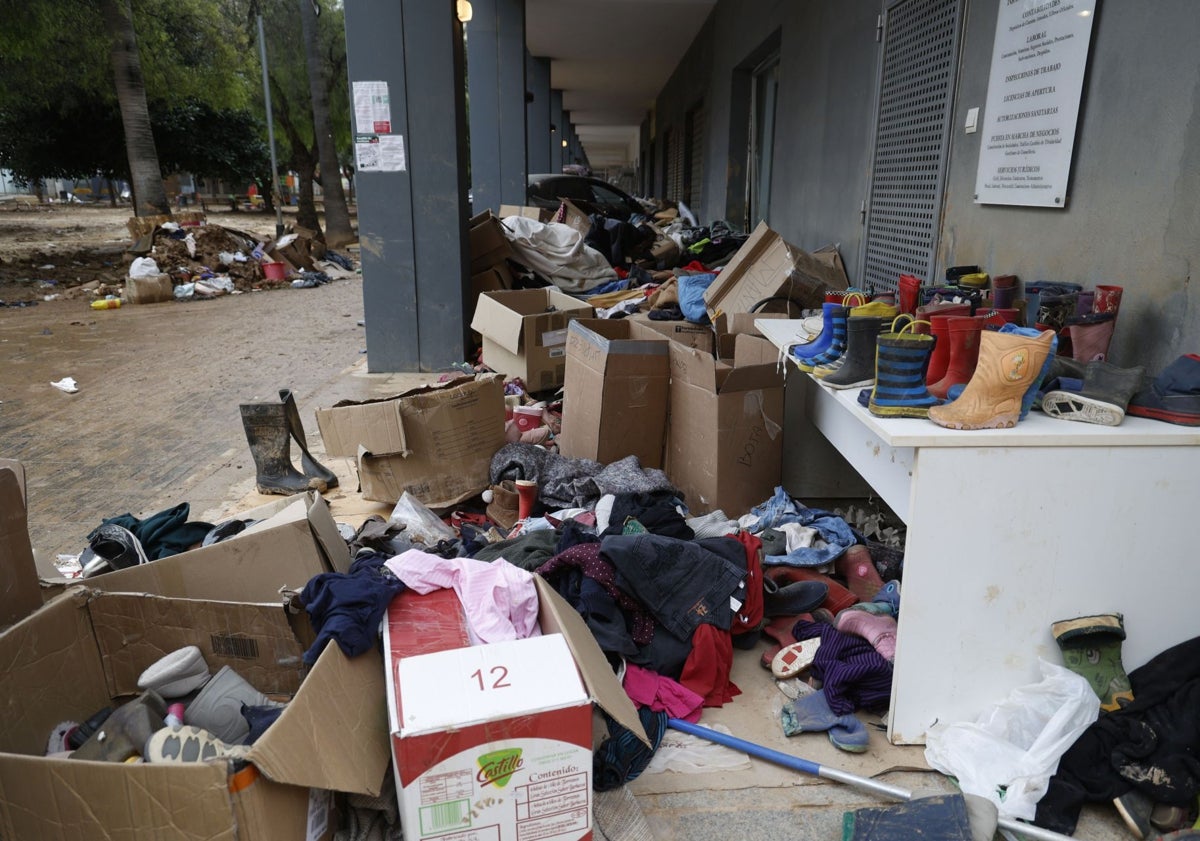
[790,303,840,361]
[798,306,851,372]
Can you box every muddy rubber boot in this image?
[279,388,338,490]
[927,329,1055,429]
[929,316,985,399]
[1052,613,1134,712]
[240,403,319,495]
[1042,361,1146,426]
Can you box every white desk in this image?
[759,318,1200,744]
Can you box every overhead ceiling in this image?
[525,0,717,171]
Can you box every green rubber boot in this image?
[1052,613,1134,712]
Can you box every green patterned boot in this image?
[1052,613,1134,712]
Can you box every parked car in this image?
[526,174,646,222]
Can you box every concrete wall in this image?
[941,0,1200,371]
[653,1,882,276]
[654,0,1200,371]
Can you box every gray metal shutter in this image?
[684,102,704,210]
[666,128,684,201]
[863,0,962,294]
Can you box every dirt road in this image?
[0,213,372,564]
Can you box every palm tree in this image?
[298,0,353,246]
[99,0,170,217]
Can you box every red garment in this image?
[622,663,704,723]
[679,625,741,707]
[682,259,709,273]
[731,532,764,634]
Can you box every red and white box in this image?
[384,579,647,841]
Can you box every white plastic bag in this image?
[923,659,1100,821]
[388,492,456,546]
[129,257,161,278]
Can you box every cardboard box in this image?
[34,492,349,601]
[498,205,553,222]
[385,577,646,841]
[470,289,595,392]
[703,221,849,323]
[0,461,42,627]
[628,311,715,355]
[554,200,592,237]
[315,376,506,508]
[470,211,517,274]
[125,273,174,304]
[715,312,788,360]
[470,263,515,330]
[665,334,785,516]
[0,590,390,840]
[559,319,670,469]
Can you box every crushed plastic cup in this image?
[51,377,79,394]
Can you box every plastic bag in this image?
[129,257,161,278]
[388,492,456,546]
[923,659,1100,822]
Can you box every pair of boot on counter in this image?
[240,389,338,495]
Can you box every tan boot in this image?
[928,329,1055,429]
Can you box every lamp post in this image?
[256,12,286,239]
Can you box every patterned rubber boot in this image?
[868,319,939,419]
[928,329,1055,429]
[1052,613,1134,712]
[790,303,840,361]
[798,305,852,372]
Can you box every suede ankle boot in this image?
[928,329,1055,429]
[1042,361,1146,426]
[279,388,337,490]
[240,403,319,495]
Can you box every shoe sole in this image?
[928,412,1019,429]
[824,376,875,391]
[868,403,933,419]
[1042,391,1123,426]
[1127,405,1200,426]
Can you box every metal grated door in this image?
[863,0,962,294]
[684,102,705,210]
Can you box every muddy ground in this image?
[0,203,298,304]
[0,202,374,563]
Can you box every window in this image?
[747,56,780,229]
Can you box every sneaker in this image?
[144,724,250,764]
[80,523,149,578]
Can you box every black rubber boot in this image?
[279,388,338,489]
[823,316,885,390]
[240,403,321,495]
[1042,361,1146,426]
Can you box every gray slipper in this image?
[138,646,211,698]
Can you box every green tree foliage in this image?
[238,0,351,232]
[0,0,258,194]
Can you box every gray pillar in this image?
[467,0,526,213]
[344,0,471,372]
[550,90,564,173]
[526,53,551,174]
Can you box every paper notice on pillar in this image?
[355,134,406,173]
[352,80,392,133]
